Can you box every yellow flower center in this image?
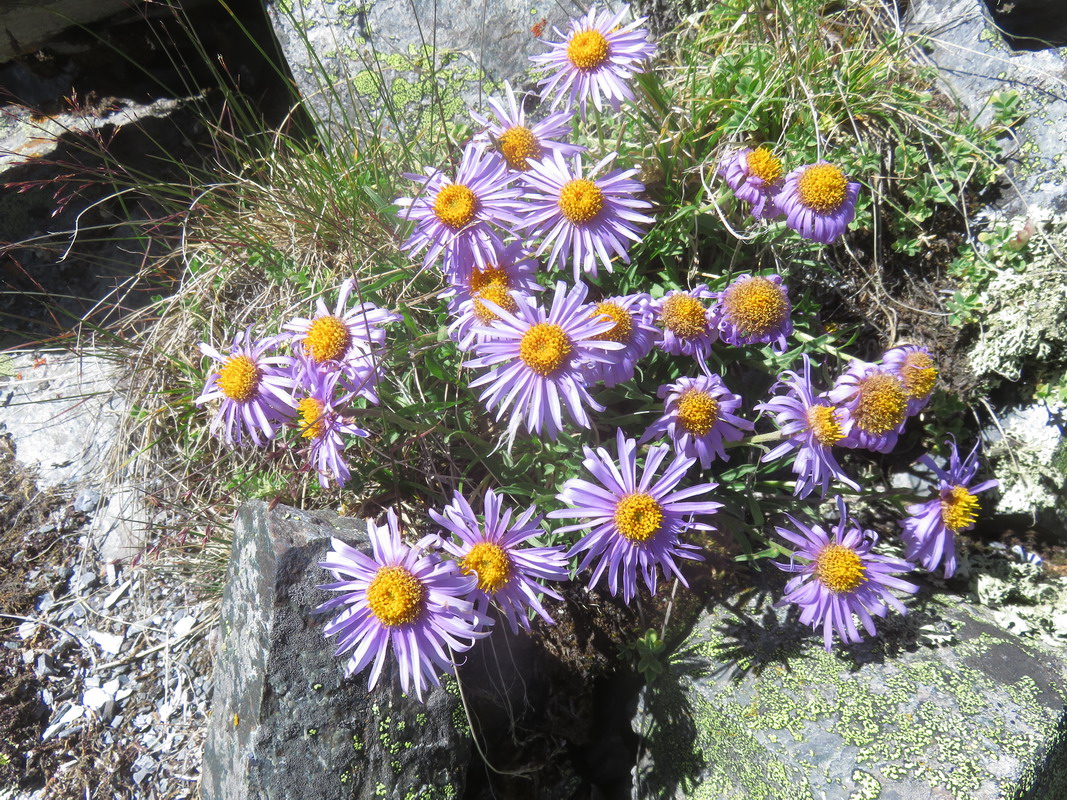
[613,493,664,543]
[472,283,518,324]
[497,126,542,171]
[852,373,908,435]
[460,541,512,593]
[519,322,572,375]
[469,264,509,294]
[806,404,843,446]
[815,543,867,594]
[558,178,604,224]
[304,315,351,363]
[660,294,708,339]
[796,164,848,214]
[216,355,260,402]
[297,397,326,439]
[590,301,633,343]
[366,566,426,627]
[722,276,788,337]
[433,183,479,230]
[941,485,980,532]
[566,29,610,70]
[901,351,938,400]
[676,389,719,436]
[746,147,783,185]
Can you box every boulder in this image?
[906,0,1067,213]
[201,501,472,800]
[632,580,1067,799]
[265,0,597,141]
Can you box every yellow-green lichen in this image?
[645,600,1066,799]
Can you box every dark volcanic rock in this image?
[983,0,1067,50]
[201,501,471,800]
[906,0,1067,213]
[632,582,1067,799]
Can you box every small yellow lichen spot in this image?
[305,315,351,363]
[472,283,518,324]
[815,543,866,594]
[722,276,788,337]
[461,541,512,592]
[676,389,719,436]
[901,351,938,400]
[660,294,708,339]
[519,322,572,375]
[613,493,664,542]
[297,397,326,439]
[367,566,426,627]
[497,126,542,171]
[590,301,633,343]
[558,178,604,224]
[797,163,848,214]
[433,183,479,229]
[806,404,844,446]
[217,355,260,402]
[468,264,510,295]
[567,29,610,70]
[941,485,980,532]
[853,373,907,435]
[746,147,783,185]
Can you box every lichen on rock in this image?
[632,585,1067,799]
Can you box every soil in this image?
[0,433,80,791]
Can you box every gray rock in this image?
[201,501,472,800]
[266,0,597,141]
[632,584,1067,799]
[906,0,1067,213]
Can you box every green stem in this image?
[724,430,784,449]
[793,330,853,361]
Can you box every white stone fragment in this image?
[17,621,37,640]
[102,579,132,609]
[171,615,196,640]
[87,630,124,655]
[83,687,112,710]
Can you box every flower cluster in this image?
[759,345,940,498]
[719,147,861,244]
[319,490,571,698]
[196,278,399,487]
[193,6,1005,690]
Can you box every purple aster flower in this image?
[471,81,585,172]
[653,285,721,362]
[429,488,569,634]
[755,355,860,499]
[531,6,656,116]
[316,509,491,702]
[640,374,754,469]
[826,360,909,453]
[774,161,861,244]
[195,327,296,446]
[292,356,369,488]
[548,428,722,603]
[900,440,998,578]
[468,281,623,441]
[716,273,793,352]
[581,292,660,387]
[718,147,785,220]
[395,142,523,271]
[882,344,939,416]
[521,150,654,280]
[283,278,400,401]
[443,234,541,352]
[774,496,919,651]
